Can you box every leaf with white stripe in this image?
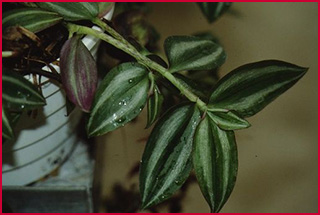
[209,60,308,117]
[36,2,99,21]
[164,36,226,73]
[193,115,238,212]
[87,62,149,137]
[2,107,14,140]
[198,2,232,23]
[2,69,46,111]
[146,85,164,128]
[207,110,250,130]
[140,104,201,209]
[3,8,62,33]
[60,35,98,112]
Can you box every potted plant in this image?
[2,2,115,186]
[2,2,310,213]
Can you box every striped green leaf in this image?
[164,36,226,73]
[2,8,62,33]
[207,110,250,130]
[2,69,46,111]
[193,116,238,212]
[209,60,308,117]
[2,107,14,140]
[146,85,164,128]
[60,35,98,113]
[36,2,99,21]
[140,104,201,209]
[19,3,38,8]
[197,2,232,23]
[87,62,149,137]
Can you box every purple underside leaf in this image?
[60,35,98,112]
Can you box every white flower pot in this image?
[2,6,115,186]
[2,82,82,186]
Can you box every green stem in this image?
[92,18,135,51]
[66,22,207,111]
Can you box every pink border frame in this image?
[1,1,318,214]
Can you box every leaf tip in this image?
[140,203,148,211]
[140,198,154,211]
[86,124,95,138]
[293,64,308,77]
[81,105,91,113]
[301,66,309,75]
[139,195,150,211]
[242,118,251,129]
[144,123,152,129]
[87,128,98,138]
[39,99,47,106]
[211,206,221,213]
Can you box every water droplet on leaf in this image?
[119,100,127,106]
[116,117,126,123]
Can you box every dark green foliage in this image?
[2,69,46,111]
[87,62,149,137]
[209,60,308,117]
[36,2,99,21]
[146,85,164,128]
[2,3,308,213]
[164,36,226,73]
[198,2,232,23]
[2,107,14,140]
[140,104,201,209]
[193,116,237,212]
[2,8,62,33]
